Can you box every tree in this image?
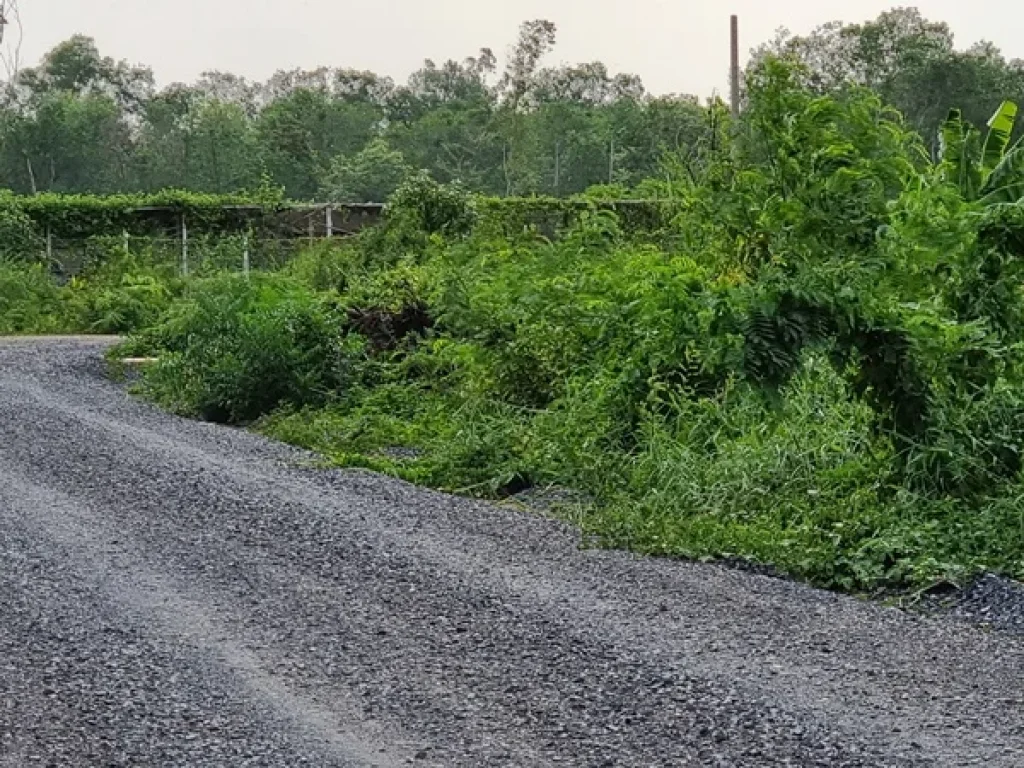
[195,71,261,116]
[382,51,503,193]
[500,20,557,110]
[256,88,382,199]
[0,22,720,199]
[1,90,133,193]
[615,95,708,185]
[0,0,25,83]
[753,10,954,94]
[754,9,1024,146]
[132,84,200,190]
[189,100,262,193]
[940,100,1024,205]
[331,69,394,105]
[532,62,644,106]
[0,37,146,192]
[386,52,495,124]
[18,35,153,113]
[320,138,410,203]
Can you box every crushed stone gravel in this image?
[1,337,1023,767]
[950,574,1024,635]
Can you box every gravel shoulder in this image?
[1,338,1022,767]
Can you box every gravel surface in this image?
[1,338,1023,767]
[951,574,1024,635]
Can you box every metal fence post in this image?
[243,232,251,278]
[181,214,189,277]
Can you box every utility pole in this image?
[730,14,741,119]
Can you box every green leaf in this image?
[982,101,1019,172]
[939,108,981,200]
[939,108,964,165]
[979,142,1024,206]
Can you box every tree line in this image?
[1,8,1022,202]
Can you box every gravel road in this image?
[1,337,1022,767]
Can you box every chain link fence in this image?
[26,204,386,280]
[43,233,314,280]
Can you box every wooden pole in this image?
[325,205,334,238]
[45,225,52,263]
[730,15,741,119]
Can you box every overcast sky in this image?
[9,1,1019,96]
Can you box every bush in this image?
[0,200,42,259]
[63,273,173,334]
[134,275,357,423]
[0,260,66,334]
[388,172,478,238]
[0,243,183,336]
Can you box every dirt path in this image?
[0,338,1021,766]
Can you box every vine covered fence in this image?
[0,191,681,275]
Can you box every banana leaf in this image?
[982,100,1019,172]
[979,140,1024,206]
[939,108,981,200]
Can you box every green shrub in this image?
[286,241,362,293]
[388,172,478,238]
[0,260,66,334]
[0,198,42,259]
[135,275,357,423]
[62,274,172,334]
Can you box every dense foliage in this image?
[0,189,282,242]
[70,59,1021,595]
[0,246,180,335]
[0,24,702,201]
[2,9,1023,201]
[754,8,1024,150]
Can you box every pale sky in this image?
[11,1,1021,97]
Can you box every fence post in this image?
[181,214,189,277]
[45,225,53,263]
[123,229,130,255]
[243,232,251,278]
[325,205,334,238]
[308,213,315,246]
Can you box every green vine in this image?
[0,189,680,245]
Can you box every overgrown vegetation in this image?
[0,245,182,335]
[83,59,1024,595]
